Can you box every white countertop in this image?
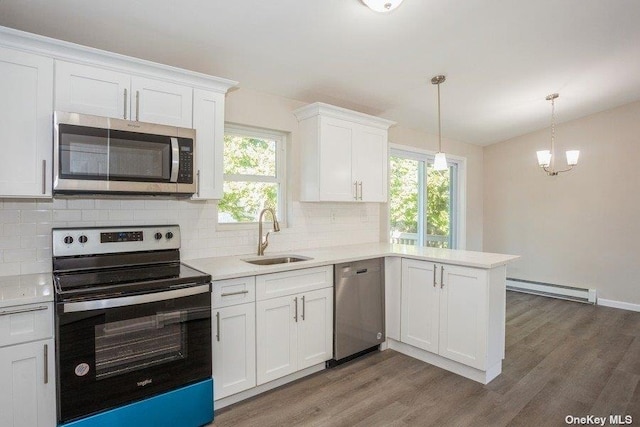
[0,273,54,309]
[186,243,520,281]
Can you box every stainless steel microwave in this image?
[53,112,196,196]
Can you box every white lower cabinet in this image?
[400,258,489,371]
[255,266,333,386]
[212,277,256,400]
[0,301,55,427]
[213,303,256,399]
[296,288,333,369]
[256,287,333,385]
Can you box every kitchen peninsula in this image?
[188,243,518,408]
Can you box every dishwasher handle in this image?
[356,268,368,274]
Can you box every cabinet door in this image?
[439,264,488,370]
[213,303,256,399]
[352,125,387,202]
[131,76,192,127]
[0,48,53,198]
[318,117,355,201]
[297,288,333,370]
[55,60,129,119]
[400,259,439,353]
[0,339,55,427]
[192,89,224,199]
[256,295,297,385]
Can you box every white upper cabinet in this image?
[0,47,53,198]
[131,76,192,127]
[54,61,129,119]
[0,26,236,200]
[192,89,225,199]
[294,102,395,202]
[55,61,193,127]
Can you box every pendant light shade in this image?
[431,75,448,171]
[362,0,404,13]
[433,152,448,171]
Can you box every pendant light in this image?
[431,75,448,171]
[536,93,579,176]
[361,0,404,13]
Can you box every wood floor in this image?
[211,292,640,426]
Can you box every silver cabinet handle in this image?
[294,297,298,322]
[440,266,445,289]
[301,296,305,321]
[433,265,437,287]
[41,160,46,195]
[215,311,220,342]
[220,290,249,297]
[353,181,358,200]
[0,305,48,316]
[123,88,128,119]
[196,169,201,198]
[44,344,49,384]
[358,181,363,200]
[135,90,140,121]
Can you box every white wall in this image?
[484,100,640,305]
[0,87,380,276]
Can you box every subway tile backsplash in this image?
[0,198,380,276]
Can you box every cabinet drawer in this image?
[256,266,333,301]
[213,277,256,308]
[0,302,53,348]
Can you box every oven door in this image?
[56,285,211,424]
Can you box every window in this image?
[218,125,286,224]
[389,147,464,249]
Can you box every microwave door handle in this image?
[170,137,180,182]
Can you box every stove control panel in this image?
[53,225,181,257]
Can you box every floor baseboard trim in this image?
[506,278,596,304]
[597,298,640,312]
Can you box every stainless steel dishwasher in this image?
[330,258,385,366]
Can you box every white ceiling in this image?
[1,0,639,145]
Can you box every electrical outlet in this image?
[330,210,337,223]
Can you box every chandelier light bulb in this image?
[536,150,551,168]
[566,150,580,166]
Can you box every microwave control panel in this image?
[178,139,194,184]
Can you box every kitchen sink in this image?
[242,255,312,265]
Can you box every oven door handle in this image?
[61,284,211,313]
[170,137,180,183]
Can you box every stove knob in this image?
[165,231,174,240]
[63,236,74,245]
[154,232,163,240]
[79,235,88,244]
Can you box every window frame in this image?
[388,143,467,250]
[217,123,287,229]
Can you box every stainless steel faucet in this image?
[257,208,280,256]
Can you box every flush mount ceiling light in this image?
[431,75,448,171]
[361,0,404,13]
[536,93,580,176]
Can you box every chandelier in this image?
[536,93,579,176]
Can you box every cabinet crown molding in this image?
[0,25,238,94]
[293,102,396,130]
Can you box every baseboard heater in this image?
[506,278,596,304]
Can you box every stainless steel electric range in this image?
[52,225,213,427]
